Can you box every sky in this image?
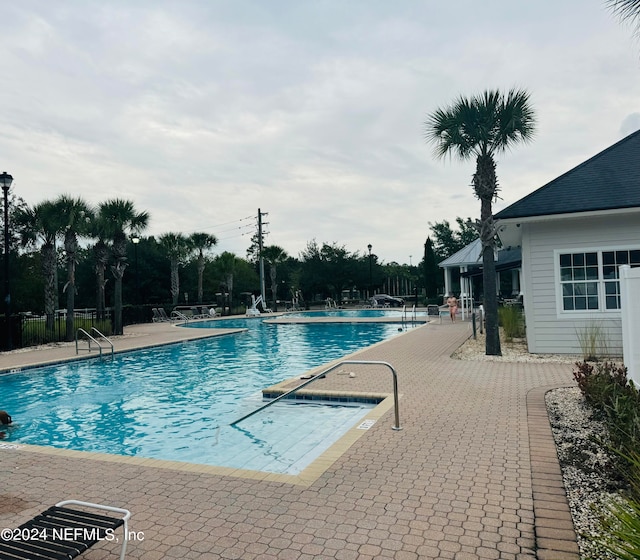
[1,1,639,265]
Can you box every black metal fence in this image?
[0,314,23,351]
[0,306,156,351]
[0,303,245,351]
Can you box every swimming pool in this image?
[282,309,428,319]
[1,318,402,474]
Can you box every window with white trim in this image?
[603,250,640,309]
[559,249,640,312]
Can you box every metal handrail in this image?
[75,327,114,359]
[76,328,102,358]
[171,310,190,322]
[230,360,402,430]
[401,305,418,327]
[91,327,114,358]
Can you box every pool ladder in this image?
[402,305,418,328]
[76,327,114,359]
[230,360,402,430]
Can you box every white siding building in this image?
[495,130,640,355]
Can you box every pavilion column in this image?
[443,267,452,298]
[512,269,521,295]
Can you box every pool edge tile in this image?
[9,393,400,487]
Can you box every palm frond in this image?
[98,198,149,240]
[607,0,640,28]
[493,88,536,153]
[425,88,536,164]
[424,99,478,161]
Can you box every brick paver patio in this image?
[0,318,579,559]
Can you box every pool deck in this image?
[0,318,579,559]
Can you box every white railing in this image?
[620,265,640,386]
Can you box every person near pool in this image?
[0,410,12,439]
[446,295,458,322]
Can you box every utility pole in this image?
[258,208,267,304]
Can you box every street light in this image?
[367,243,373,299]
[132,236,140,307]
[2,171,14,350]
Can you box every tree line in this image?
[3,194,475,341]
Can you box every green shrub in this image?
[573,360,640,557]
[498,305,525,341]
[573,361,638,451]
[598,449,640,559]
[576,321,609,361]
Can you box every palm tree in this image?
[188,232,218,304]
[216,251,237,315]
[425,89,536,355]
[56,195,94,341]
[607,0,640,30]
[98,199,149,335]
[14,201,61,333]
[262,245,288,311]
[159,233,191,305]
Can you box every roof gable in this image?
[495,129,640,220]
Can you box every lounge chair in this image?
[427,304,449,323]
[151,308,164,323]
[0,500,131,560]
[427,305,440,319]
[190,306,206,319]
[158,308,172,322]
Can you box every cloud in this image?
[1,0,639,264]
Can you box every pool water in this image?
[1,319,401,474]
[282,309,427,319]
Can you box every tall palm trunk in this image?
[94,241,108,321]
[42,243,57,333]
[474,154,501,356]
[170,257,180,305]
[226,273,234,314]
[64,231,80,341]
[197,256,205,304]
[111,236,127,335]
[111,262,125,335]
[226,274,233,297]
[270,265,278,312]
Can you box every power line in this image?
[183,215,254,236]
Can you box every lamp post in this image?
[367,243,372,299]
[131,235,140,323]
[132,236,140,308]
[1,172,14,351]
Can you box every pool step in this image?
[222,401,373,474]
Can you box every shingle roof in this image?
[494,129,640,220]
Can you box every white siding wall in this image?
[524,213,639,355]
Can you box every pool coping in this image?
[3,393,397,487]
